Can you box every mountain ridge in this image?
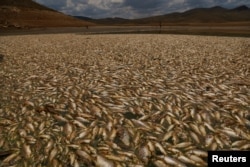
[0,0,94,29]
[1,1,249,29]
[75,5,250,26]
[0,0,55,11]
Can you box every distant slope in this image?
[76,5,250,26]
[153,5,250,24]
[75,16,131,25]
[0,0,54,11]
[0,0,94,29]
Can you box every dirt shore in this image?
[1,25,250,37]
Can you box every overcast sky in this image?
[34,0,250,19]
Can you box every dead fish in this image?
[136,144,151,164]
[199,124,207,137]
[54,115,68,123]
[44,104,57,114]
[22,144,32,159]
[147,140,155,153]
[160,155,187,167]
[219,128,239,139]
[241,143,250,150]
[214,110,221,121]
[49,147,57,162]
[25,135,37,144]
[189,131,200,144]
[154,142,167,155]
[67,144,81,150]
[72,120,86,128]
[91,126,99,140]
[109,128,117,141]
[19,129,27,137]
[68,151,76,166]
[45,139,54,154]
[167,147,182,155]
[96,155,115,167]
[174,142,192,148]
[205,135,214,148]
[204,123,215,132]
[187,149,208,157]
[76,116,90,124]
[153,159,169,167]
[0,150,13,159]
[106,141,121,150]
[116,150,135,158]
[2,151,20,164]
[232,140,248,148]
[131,119,151,129]
[76,129,90,140]
[76,150,92,163]
[101,128,108,140]
[74,159,80,167]
[189,155,207,166]
[104,154,129,162]
[189,123,201,136]
[214,135,224,148]
[91,106,102,118]
[162,131,173,141]
[177,154,196,165]
[117,128,131,147]
[133,132,141,146]
[64,123,73,139]
[26,123,35,132]
[210,142,218,150]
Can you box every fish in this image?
[49,147,58,162]
[96,155,115,167]
[22,144,32,159]
[160,155,187,167]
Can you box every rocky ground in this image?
[0,34,249,166]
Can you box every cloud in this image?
[34,0,250,19]
[123,0,164,9]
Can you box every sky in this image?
[34,0,250,19]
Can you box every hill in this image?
[0,0,94,29]
[76,5,250,26]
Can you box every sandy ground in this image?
[0,34,249,166]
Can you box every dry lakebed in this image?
[0,34,249,166]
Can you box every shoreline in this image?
[1,25,250,37]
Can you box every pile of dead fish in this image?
[0,34,249,166]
